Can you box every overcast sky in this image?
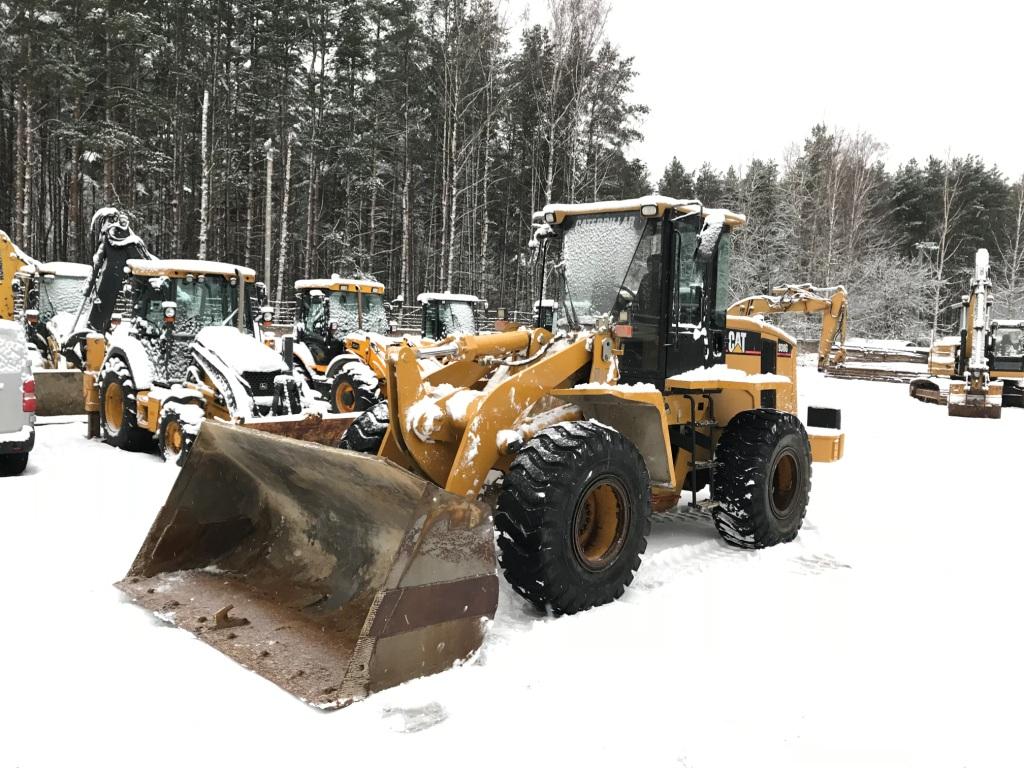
[511,0,1024,182]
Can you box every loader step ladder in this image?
[678,388,721,513]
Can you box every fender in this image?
[106,329,156,390]
[292,340,322,380]
[325,352,361,380]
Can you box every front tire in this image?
[99,358,151,451]
[712,409,811,548]
[157,404,203,466]
[494,421,651,615]
[329,358,381,414]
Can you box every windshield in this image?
[173,277,242,327]
[441,301,477,334]
[327,291,360,336]
[361,293,389,334]
[37,275,87,322]
[560,213,648,326]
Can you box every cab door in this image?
[664,215,729,376]
[664,216,708,376]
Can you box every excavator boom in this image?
[728,283,848,370]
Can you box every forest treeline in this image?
[2,0,1022,339]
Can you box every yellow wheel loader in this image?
[727,283,848,371]
[909,248,1024,417]
[117,196,845,709]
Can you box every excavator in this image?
[727,283,848,371]
[117,196,845,710]
[910,248,1024,417]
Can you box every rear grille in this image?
[244,372,277,396]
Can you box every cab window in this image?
[673,225,701,327]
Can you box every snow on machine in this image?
[118,196,845,709]
[70,210,350,463]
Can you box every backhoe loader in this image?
[0,230,40,321]
[12,260,93,368]
[1,231,92,415]
[74,211,345,463]
[727,283,848,371]
[290,276,391,413]
[118,196,845,710]
[909,248,1024,417]
[292,280,482,413]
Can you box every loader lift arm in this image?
[728,284,848,371]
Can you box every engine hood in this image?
[194,326,287,374]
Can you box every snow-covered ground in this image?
[3,370,1023,767]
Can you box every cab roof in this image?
[16,261,93,279]
[126,259,257,282]
[539,195,746,228]
[417,292,481,304]
[294,276,385,294]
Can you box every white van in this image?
[0,319,35,475]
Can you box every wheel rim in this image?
[165,419,184,456]
[104,381,125,434]
[335,381,356,412]
[770,450,799,519]
[571,478,630,571]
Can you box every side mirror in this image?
[255,281,269,306]
[496,307,507,321]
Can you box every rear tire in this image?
[338,400,390,454]
[0,453,29,476]
[329,358,381,414]
[494,421,651,615]
[712,409,811,549]
[99,358,151,451]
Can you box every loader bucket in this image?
[947,380,1002,418]
[33,369,85,416]
[236,411,359,447]
[116,421,498,709]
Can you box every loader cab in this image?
[418,293,481,340]
[294,277,388,366]
[544,198,738,388]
